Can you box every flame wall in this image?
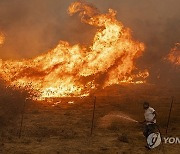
[0,0,179,88]
[0,2,149,99]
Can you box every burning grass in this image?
[0,1,149,100]
[0,1,179,153]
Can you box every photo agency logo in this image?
[164,137,180,144]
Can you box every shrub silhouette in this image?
[0,79,32,127]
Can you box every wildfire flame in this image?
[0,33,5,46]
[167,43,180,66]
[0,2,149,99]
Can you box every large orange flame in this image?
[167,43,180,66]
[0,2,149,99]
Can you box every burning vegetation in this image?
[167,43,180,66]
[0,1,179,153]
[0,2,149,100]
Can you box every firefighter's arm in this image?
[152,111,157,121]
[153,111,157,116]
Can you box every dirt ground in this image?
[0,84,180,154]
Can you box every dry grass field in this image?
[0,84,180,154]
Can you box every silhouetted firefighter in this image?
[140,102,157,137]
[139,102,161,149]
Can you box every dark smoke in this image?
[0,0,96,59]
[0,0,179,86]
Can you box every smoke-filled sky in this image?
[0,0,179,85]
